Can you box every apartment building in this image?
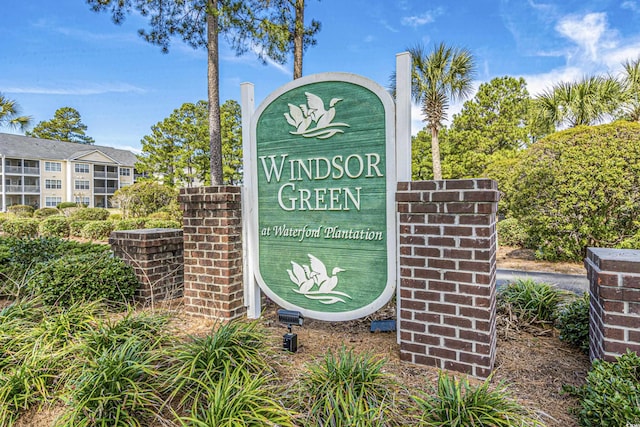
[0,133,138,210]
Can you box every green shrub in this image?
[112,181,178,218]
[147,211,171,220]
[68,220,90,237]
[33,207,61,218]
[497,217,528,247]
[80,221,114,240]
[112,218,146,231]
[2,218,39,238]
[70,207,110,221]
[413,372,539,426]
[38,216,70,237]
[297,346,401,426]
[7,205,34,218]
[144,219,181,229]
[108,213,123,221]
[57,202,80,209]
[557,293,590,354]
[498,279,569,324]
[564,350,640,426]
[511,121,640,261]
[28,253,139,306]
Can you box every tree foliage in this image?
[112,181,178,219]
[511,121,640,261]
[620,57,640,122]
[26,107,95,144]
[0,93,31,131]
[136,99,242,186]
[408,42,476,180]
[535,75,623,130]
[86,0,319,185]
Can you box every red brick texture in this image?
[110,228,184,305]
[584,248,640,362]
[397,179,499,378]
[179,186,245,320]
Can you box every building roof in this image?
[0,133,138,166]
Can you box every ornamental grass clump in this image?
[163,320,271,411]
[498,278,569,324]
[296,346,403,427]
[412,372,542,426]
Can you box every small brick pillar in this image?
[584,248,640,361]
[179,186,245,320]
[109,228,184,305]
[396,179,499,378]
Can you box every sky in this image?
[2,0,640,153]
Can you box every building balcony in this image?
[24,167,40,175]
[5,166,22,174]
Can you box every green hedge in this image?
[7,205,34,218]
[511,121,640,261]
[80,221,114,240]
[70,208,110,221]
[38,216,70,238]
[2,218,39,238]
[28,252,139,306]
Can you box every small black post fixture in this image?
[277,309,303,352]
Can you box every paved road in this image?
[496,269,589,294]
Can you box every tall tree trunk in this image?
[208,0,223,185]
[431,126,442,180]
[293,0,304,79]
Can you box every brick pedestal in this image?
[396,179,499,378]
[179,186,245,320]
[109,228,184,305]
[585,248,640,361]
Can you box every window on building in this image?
[45,179,62,189]
[45,162,62,172]
[75,163,90,173]
[119,168,131,176]
[75,180,90,190]
[74,196,90,206]
[45,197,62,207]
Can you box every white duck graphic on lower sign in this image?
[287,254,351,304]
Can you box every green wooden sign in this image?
[250,73,396,321]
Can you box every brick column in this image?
[585,248,640,361]
[179,186,245,320]
[396,179,499,378]
[109,228,184,305]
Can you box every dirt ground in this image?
[14,246,591,426]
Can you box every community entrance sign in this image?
[247,73,396,321]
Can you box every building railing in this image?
[94,186,106,193]
[24,185,40,193]
[5,166,22,174]
[23,167,40,175]
[6,185,23,192]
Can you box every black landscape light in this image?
[277,309,303,352]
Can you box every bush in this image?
[112,181,177,218]
[557,293,590,354]
[2,218,39,238]
[70,207,110,221]
[38,216,70,237]
[144,219,181,229]
[147,211,171,220]
[33,207,60,218]
[68,220,90,237]
[112,218,146,231]
[57,202,80,209]
[413,372,539,426]
[108,213,123,221]
[80,221,114,240]
[7,205,34,218]
[498,279,569,324]
[28,253,139,306]
[497,217,528,247]
[511,121,640,261]
[564,350,640,426]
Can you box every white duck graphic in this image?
[287,254,351,304]
[284,92,350,140]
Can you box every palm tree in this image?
[621,57,640,122]
[0,93,31,131]
[535,75,623,129]
[408,42,476,180]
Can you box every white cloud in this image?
[555,13,612,61]
[520,66,584,96]
[5,83,146,96]
[401,8,444,27]
[622,1,640,13]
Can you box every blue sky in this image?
[2,0,640,153]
